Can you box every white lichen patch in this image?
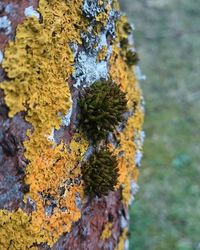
[46,97,72,144]
[125,239,129,250]
[129,181,139,205]
[135,131,145,148]
[120,215,128,229]
[131,181,139,195]
[73,5,119,88]
[24,6,40,19]
[0,51,3,64]
[134,131,145,167]
[62,107,72,127]
[98,33,107,48]
[0,16,12,35]
[62,96,73,127]
[47,128,56,144]
[62,103,73,128]
[73,51,108,88]
[135,149,143,167]
[5,4,14,14]
[83,0,103,18]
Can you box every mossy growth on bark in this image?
[123,22,132,35]
[81,148,119,196]
[78,79,127,142]
[118,19,140,67]
[126,50,140,66]
[0,0,144,248]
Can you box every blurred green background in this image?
[119,0,200,249]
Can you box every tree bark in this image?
[0,1,144,249]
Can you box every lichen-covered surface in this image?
[0,0,144,249]
[0,0,38,52]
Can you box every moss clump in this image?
[78,80,127,142]
[123,22,132,35]
[126,50,140,66]
[81,148,119,196]
[120,38,129,50]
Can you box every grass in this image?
[119,0,200,249]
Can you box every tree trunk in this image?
[0,1,144,249]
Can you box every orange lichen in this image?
[110,45,141,108]
[0,0,144,248]
[115,111,143,203]
[0,0,89,247]
[109,44,144,203]
[0,134,88,248]
[0,0,89,161]
[26,136,88,244]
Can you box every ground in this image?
[119,0,200,249]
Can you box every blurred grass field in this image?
[119,0,200,249]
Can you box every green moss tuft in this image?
[123,22,132,35]
[120,38,129,50]
[78,80,127,142]
[126,50,140,66]
[81,148,119,196]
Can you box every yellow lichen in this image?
[0,0,89,161]
[116,15,130,42]
[97,46,108,61]
[115,229,128,250]
[93,12,111,35]
[96,12,109,25]
[113,0,120,10]
[25,136,88,244]
[109,44,144,203]
[115,110,143,203]
[0,209,44,250]
[100,222,113,240]
[0,0,90,247]
[115,15,135,63]
[0,134,88,248]
[0,0,144,248]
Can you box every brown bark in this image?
[0,1,130,249]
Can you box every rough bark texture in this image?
[0,0,36,212]
[0,1,144,249]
